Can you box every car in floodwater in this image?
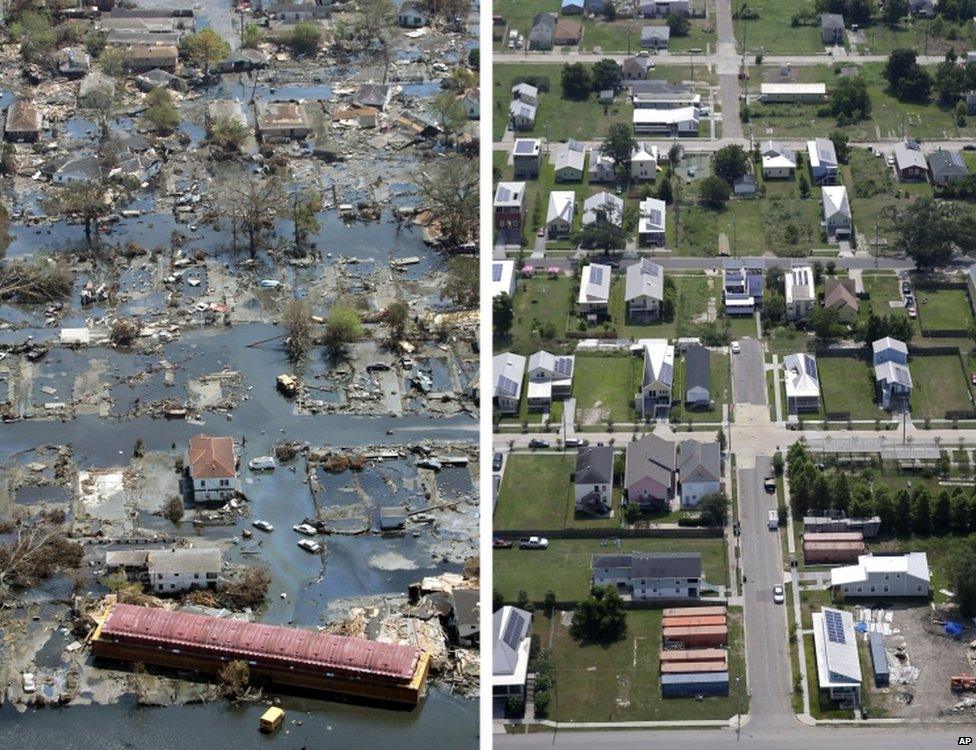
[292,523,317,536]
[297,539,322,554]
[252,520,274,533]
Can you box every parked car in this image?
[493,537,513,549]
[564,438,589,448]
[763,477,776,493]
[772,585,785,604]
[902,281,912,293]
[730,341,741,354]
[907,307,917,319]
[528,439,550,449]
[22,673,36,694]
[297,539,322,554]
[971,372,976,385]
[293,523,317,536]
[519,536,549,549]
[493,452,504,471]
[252,520,274,532]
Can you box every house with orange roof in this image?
[186,434,238,502]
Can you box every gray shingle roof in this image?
[591,552,702,578]
[575,445,613,485]
[677,440,721,483]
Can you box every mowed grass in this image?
[572,354,642,424]
[494,63,635,141]
[503,274,576,355]
[738,0,826,54]
[538,607,746,722]
[494,453,575,530]
[817,356,879,419]
[672,349,731,423]
[860,272,908,320]
[492,0,556,50]
[908,355,974,420]
[916,288,973,333]
[494,536,729,602]
[580,16,716,54]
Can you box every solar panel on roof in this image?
[497,186,511,201]
[590,266,604,285]
[554,357,573,376]
[497,375,519,397]
[514,140,536,154]
[492,264,502,282]
[824,610,846,644]
[804,356,817,379]
[648,209,662,226]
[641,258,659,275]
[502,610,526,651]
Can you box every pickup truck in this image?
[519,536,549,550]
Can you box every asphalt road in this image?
[738,457,792,728]
[493,726,975,748]
[732,338,767,407]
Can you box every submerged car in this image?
[292,523,317,536]
[297,539,322,554]
[252,520,274,533]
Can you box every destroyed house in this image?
[256,101,312,141]
[4,100,42,142]
[356,84,393,111]
[123,44,179,72]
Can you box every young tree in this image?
[599,122,637,182]
[493,293,514,337]
[830,77,872,123]
[829,130,850,164]
[910,486,932,535]
[570,585,627,643]
[698,492,730,526]
[667,12,690,35]
[591,58,623,92]
[810,306,844,340]
[932,489,952,534]
[182,28,230,74]
[289,21,323,56]
[698,175,730,208]
[560,62,592,100]
[324,305,363,351]
[384,300,410,342]
[950,537,976,616]
[419,156,478,249]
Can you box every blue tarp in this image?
[945,622,965,638]
[854,621,868,633]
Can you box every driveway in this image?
[732,338,766,407]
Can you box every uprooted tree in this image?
[218,659,251,699]
[0,258,72,303]
[217,565,271,610]
[0,521,85,601]
[215,170,287,258]
[283,298,313,362]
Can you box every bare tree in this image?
[216,171,287,258]
[43,180,116,246]
[419,156,478,250]
[283,299,313,362]
[0,522,84,600]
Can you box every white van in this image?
[768,510,779,530]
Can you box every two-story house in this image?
[591,552,703,600]
[574,445,613,517]
[187,435,239,502]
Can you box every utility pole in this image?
[627,24,632,55]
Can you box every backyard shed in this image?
[661,671,729,697]
[662,625,727,647]
[869,631,889,687]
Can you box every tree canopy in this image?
[569,586,627,643]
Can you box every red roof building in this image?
[91,604,430,706]
[187,434,238,501]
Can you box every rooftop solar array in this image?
[497,375,519,397]
[491,263,502,282]
[514,139,537,154]
[641,258,659,276]
[647,208,663,227]
[502,610,526,651]
[825,609,846,644]
[590,266,604,285]
[894,364,912,386]
[804,355,818,379]
[554,357,574,376]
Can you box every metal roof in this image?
[592,552,702,578]
[100,604,421,681]
[625,258,664,302]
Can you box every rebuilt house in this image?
[683,344,711,409]
[633,106,699,136]
[546,191,576,238]
[638,196,667,246]
[872,337,911,410]
[624,433,676,511]
[255,101,312,141]
[808,138,838,184]
[528,12,556,50]
[893,139,928,181]
[761,141,796,179]
[969,266,976,316]
[552,139,586,181]
[622,55,652,80]
[821,13,844,44]
[823,277,859,321]
[4,100,42,142]
[578,263,612,317]
[637,338,675,419]
[511,138,541,178]
[588,150,617,183]
[625,258,664,322]
[676,439,721,507]
[492,606,533,702]
[928,149,969,186]
[494,181,527,233]
[526,351,575,410]
[783,353,821,414]
[582,191,623,228]
[759,83,827,102]
[812,607,862,705]
[631,81,701,109]
[511,82,539,106]
[591,553,703,600]
[187,434,239,502]
[821,185,852,240]
[641,25,670,50]
[508,99,537,131]
[830,553,931,598]
[722,260,765,316]
[492,352,526,414]
[554,18,582,45]
[785,265,816,322]
[574,445,614,517]
[632,141,659,180]
[396,0,428,27]
[490,260,516,299]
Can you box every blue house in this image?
[872,337,908,367]
[873,337,911,411]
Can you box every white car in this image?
[252,520,274,533]
[730,341,741,354]
[22,672,36,693]
[519,536,549,550]
[298,539,322,554]
[293,523,317,536]
[772,585,785,604]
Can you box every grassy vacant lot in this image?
[609,273,713,340]
[672,349,731,423]
[859,272,910,322]
[580,17,716,54]
[908,355,973,420]
[502,274,576,355]
[573,354,641,424]
[916,288,972,333]
[817,356,879,419]
[739,0,825,54]
[537,607,746,722]
[492,0,554,49]
[871,531,976,602]
[857,18,976,56]
[493,64,635,141]
[494,454,575,530]
[764,326,810,356]
[494,537,728,602]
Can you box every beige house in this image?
[123,44,178,72]
[823,278,859,322]
[255,101,312,142]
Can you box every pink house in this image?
[623,433,675,511]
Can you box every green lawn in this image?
[502,274,576,355]
[494,537,729,602]
[738,0,826,54]
[859,272,911,325]
[916,288,973,333]
[494,63,635,141]
[493,0,556,50]
[672,349,731,423]
[803,632,853,720]
[908,354,974,420]
[856,18,976,56]
[538,607,746,722]
[580,17,716,54]
[572,354,641,424]
[817,356,879,419]
[764,325,810,356]
[494,453,575,530]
